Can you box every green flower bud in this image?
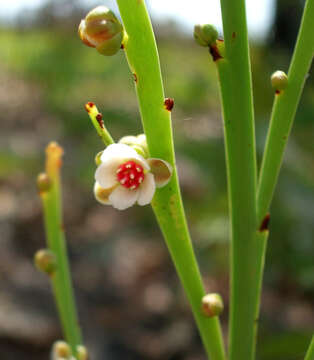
[37,172,51,193]
[271,70,288,91]
[194,24,218,47]
[34,249,57,276]
[202,293,224,317]
[77,345,89,360]
[119,134,149,158]
[78,6,123,56]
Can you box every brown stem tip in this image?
[259,213,270,232]
[164,97,174,111]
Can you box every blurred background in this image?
[0,0,313,359]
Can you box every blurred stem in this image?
[115,1,225,359]
[40,142,82,357]
[305,336,314,360]
[218,0,258,358]
[257,0,314,223]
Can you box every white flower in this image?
[94,143,172,210]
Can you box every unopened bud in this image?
[202,293,224,317]
[37,173,51,193]
[79,6,123,56]
[34,249,57,275]
[77,345,89,360]
[119,134,148,158]
[52,340,72,358]
[271,71,288,91]
[194,24,218,47]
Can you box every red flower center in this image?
[116,160,145,190]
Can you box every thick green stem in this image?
[257,0,314,223]
[218,0,258,358]
[40,144,82,356]
[115,1,225,359]
[305,336,314,360]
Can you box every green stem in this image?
[85,102,114,146]
[40,144,82,356]
[257,0,314,223]
[305,336,314,360]
[115,1,225,359]
[217,0,258,358]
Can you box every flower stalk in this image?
[38,142,82,357]
[115,1,225,359]
[257,0,314,223]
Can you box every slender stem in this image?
[257,0,314,223]
[115,1,225,359]
[218,0,258,358]
[40,143,82,356]
[305,336,314,360]
[85,102,114,146]
[252,230,268,358]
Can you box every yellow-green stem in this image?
[257,0,314,223]
[218,0,258,357]
[40,144,82,357]
[115,1,225,359]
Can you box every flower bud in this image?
[194,24,218,47]
[37,172,51,193]
[119,134,148,158]
[34,249,57,276]
[79,6,123,56]
[202,293,224,317]
[77,345,89,360]
[52,340,72,359]
[271,71,288,91]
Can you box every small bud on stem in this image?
[194,24,218,47]
[79,6,123,56]
[202,293,224,317]
[52,340,72,358]
[34,249,57,275]
[77,345,89,360]
[37,172,51,193]
[271,71,288,92]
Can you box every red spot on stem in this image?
[275,90,281,95]
[232,32,236,39]
[209,44,223,62]
[96,113,104,129]
[133,73,138,83]
[259,213,270,232]
[164,98,174,111]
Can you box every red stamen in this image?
[117,161,144,189]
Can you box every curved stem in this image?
[257,0,314,223]
[115,1,225,359]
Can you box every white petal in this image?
[95,159,120,189]
[147,158,173,188]
[94,182,115,205]
[100,143,150,171]
[109,186,139,210]
[137,173,156,206]
[100,143,139,163]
